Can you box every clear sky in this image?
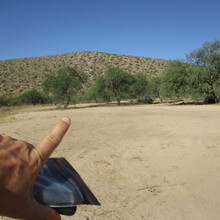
[0,0,219,61]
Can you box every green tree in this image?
[187,40,220,102]
[42,66,87,107]
[149,76,164,102]
[105,67,135,105]
[87,75,112,103]
[161,61,190,99]
[187,66,211,98]
[130,73,149,102]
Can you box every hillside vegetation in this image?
[0,51,170,95]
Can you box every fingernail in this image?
[62,117,71,124]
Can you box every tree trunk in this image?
[211,84,218,103]
[116,98,121,105]
[211,92,218,103]
[64,100,70,108]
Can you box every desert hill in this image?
[0,51,170,95]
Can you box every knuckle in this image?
[16,140,28,146]
[14,140,29,151]
[46,133,60,146]
[30,148,43,169]
[1,136,14,143]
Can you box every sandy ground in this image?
[0,104,220,220]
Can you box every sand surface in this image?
[0,104,220,220]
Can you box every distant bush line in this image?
[0,40,219,107]
[0,89,51,106]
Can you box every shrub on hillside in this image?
[18,89,50,105]
[0,96,8,106]
[0,95,21,106]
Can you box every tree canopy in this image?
[87,75,112,103]
[130,73,149,102]
[159,40,220,102]
[149,76,163,102]
[88,67,152,104]
[104,67,135,105]
[187,40,220,101]
[161,61,190,98]
[42,66,87,107]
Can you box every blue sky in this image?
[0,0,219,60]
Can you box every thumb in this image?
[36,117,71,163]
[26,200,61,220]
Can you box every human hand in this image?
[0,117,71,220]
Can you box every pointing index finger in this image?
[37,117,71,162]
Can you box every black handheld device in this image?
[33,158,100,216]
